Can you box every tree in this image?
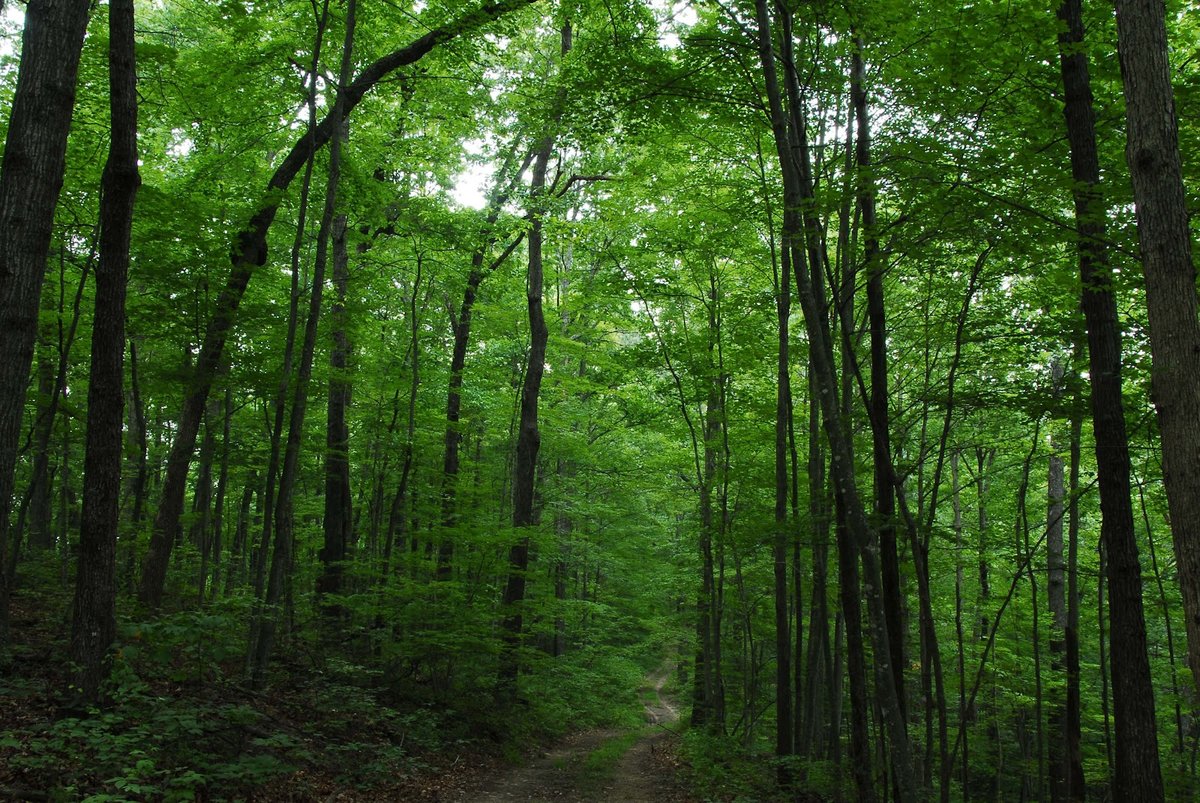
[138,0,541,608]
[69,0,139,704]
[1113,0,1200,699]
[0,0,93,639]
[499,16,571,693]
[1056,0,1164,796]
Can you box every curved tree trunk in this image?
[499,19,571,694]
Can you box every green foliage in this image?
[520,648,648,734]
[681,728,778,803]
[8,672,291,801]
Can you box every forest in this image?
[0,0,1198,800]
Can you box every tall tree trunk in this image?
[755,4,914,797]
[137,0,539,607]
[439,144,532,577]
[23,244,92,568]
[126,339,149,532]
[243,0,329,619]
[1058,0,1164,795]
[1112,0,1200,699]
[208,387,231,601]
[851,35,906,734]
[225,476,255,595]
[70,0,139,704]
[249,0,357,688]
[1064,406,1085,800]
[1047,364,1069,803]
[29,304,57,552]
[499,19,570,692]
[193,395,218,596]
[318,214,353,606]
[381,263,422,584]
[953,450,969,797]
[773,160,794,784]
[0,0,92,639]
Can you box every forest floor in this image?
[0,576,698,801]
[449,663,697,803]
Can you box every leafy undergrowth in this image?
[680,729,840,803]
[0,575,655,802]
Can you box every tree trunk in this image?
[1047,368,1068,803]
[137,0,539,607]
[1064,408,1085,800]
[773,164,794,784]
[439,145,532,577]
[851,36,906,734]
[69,0,139,704]
[23,244,92,567]
[249,0,356,687]
[208,387,231,601]
[318,214,353,606]
[754,5,915,797]
[499,19,569,692]
[1058,0,1164,795]
[952,450,969,797]
[29,304,57,552]
[1112,0,1200,699]
[0,0,92,639]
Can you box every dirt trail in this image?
[461,663,694,802]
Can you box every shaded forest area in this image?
[1,0,1199,799]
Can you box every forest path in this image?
[461,662,694,802]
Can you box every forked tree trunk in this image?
[439,144,533,578]
[754,5,914,796]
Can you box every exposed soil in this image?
[456,663,696,803]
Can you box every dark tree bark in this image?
[773,157,794,784]
[318,215,353,605]
[1058,0,1164,796]
[29,304,57,552]
[138,0,540,607]
[1064,407,1085,801]
[22,245,92,567]
[247,0,329,619]
[126,338,149,533]
[1047,367,1069,803]
[1113,0,1200,701]
[381,263,422,584]
[851,37,906,733]
[499,19,570,692]
[69,0,139,704]
[208,387,231,600]
[0,0,92,638]
[249,0,357,688]
[439,144,533,578]
[754,4,914,797]
[192,395,218,596]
